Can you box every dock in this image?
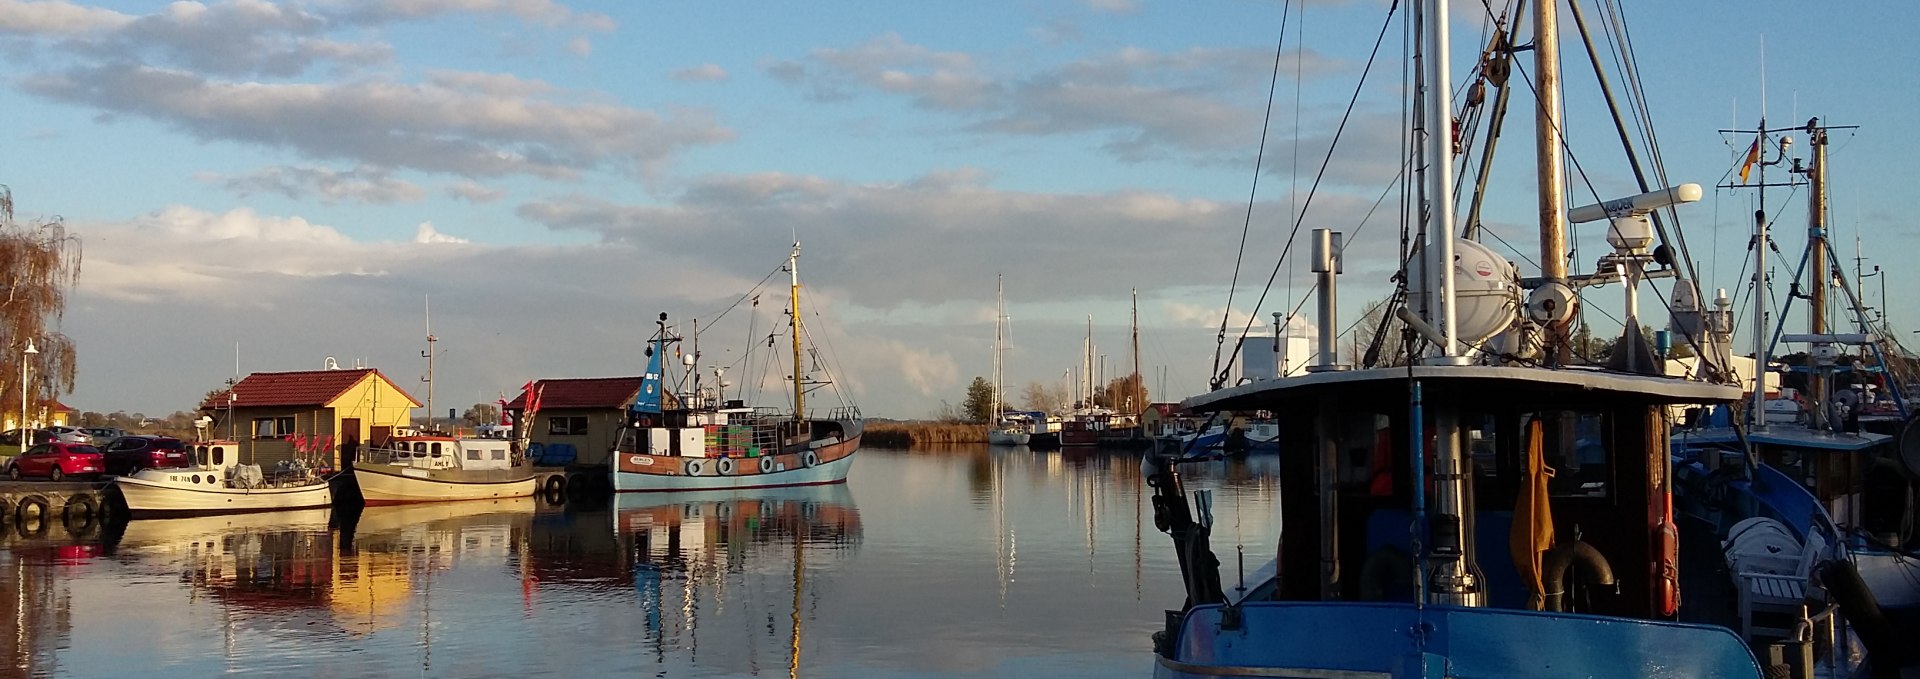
[0,480,112,534]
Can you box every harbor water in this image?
[0,447,1281,678]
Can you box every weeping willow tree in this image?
[0,187,81,429]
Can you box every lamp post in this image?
[21,339,37,436]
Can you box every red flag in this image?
[289,432,307,453]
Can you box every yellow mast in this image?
[788,242,804,422]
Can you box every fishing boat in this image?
[1671,117,1920,646]
[1143,1,1843,676]
[115,438,332,516]
[608,242,862,492]
[988,275,1031,446]
[353,432,537,505]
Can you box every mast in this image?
[993,275,1006,423]
[1534,0,1569,361]
[1131,288,1140,413]
[1805,123,1829,429]
[1425,0,1460,359]
[788,242,804,422]
[421,295,436,430]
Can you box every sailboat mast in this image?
[1131,288,1140,413]
[422,295,436,429]
[994,275,1005,421]
[788,242,804,421]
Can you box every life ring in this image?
[684,460,706,476]
[759,457,775,474]
[802,451,819,468]
[14,495,50,537]
[544,474,567,496]
[716,458,735,475]
[62,496,96,534]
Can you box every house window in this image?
[252,416,296,439]
[548,416,588,436]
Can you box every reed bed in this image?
[864,421,986,447]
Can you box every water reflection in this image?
[0,450,1279,678]
[610,485,862,677]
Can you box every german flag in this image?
[1738,136,1761,183]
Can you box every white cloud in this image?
[566,35,590,56]
[876,340,959,396]
[671,63,728,82]
[1162,302,1267,330]
[1082,0,1137,14]
[0,0,132,35]
[413,221,469,244]
[444,181,505,203]
[317,0,616,31]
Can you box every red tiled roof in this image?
[200,368,420,409]
[505,377,642,410]
[46,398,74,413]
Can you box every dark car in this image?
[101,435,191,476]
[9,442,104,481]
[0,428,54,446]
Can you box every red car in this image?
[8,442,104,481]
[101,435,190,476]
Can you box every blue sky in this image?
[1,0,1915,419]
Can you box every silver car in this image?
[41,426,92,444]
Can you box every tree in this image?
[1351,296,1409,367]
[0,187,82,424]
[1020,381,1068,415]
[463,403,500,426]
[1101,374,1148,412]
[961,376,995,422]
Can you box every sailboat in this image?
[607,242,862,492]
[988,275,1031,446]
[1144,2,1824,676]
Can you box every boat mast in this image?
[1424,0,1460,360]
[1533,0,1572,363]
[788,242,805,422]
[421,295,436,430]
[994,275,1006,423]
[1805,123,1830,429]
[1131,287,1140,413]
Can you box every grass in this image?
[864,421,987,447]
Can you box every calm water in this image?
[0,447,1282,678]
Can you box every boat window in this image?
[414,442,428,454]
[1528,411,1608,499]
[466,447,481,461]
[196,445,208,466]
[492,448,506,460]
[212,446,224,466]
[431,442,443,458]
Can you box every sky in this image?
[1,0,1916,420]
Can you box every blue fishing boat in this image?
[1144,1,1881,676]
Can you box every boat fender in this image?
[1541,540,1614,613]
[544,474,566,497]
[61,495,96,534]
[802,451,819,468]
[14,495,50,537]
[1818,560,1901,667]
[716,458,735,476]
[0,499,10,538]
[565,473,592,499]
[1358,545,1412,601]
[684,460,705,476]
[759,457,775,474]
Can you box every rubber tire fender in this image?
[14,495,50,537]
[61,495,96,534]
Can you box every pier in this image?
[0,480,112,535]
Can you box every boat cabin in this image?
[1182,364,1740,617]
[364,435,517,471]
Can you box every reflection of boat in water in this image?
[610,484,860,676]
[349,496,536,536]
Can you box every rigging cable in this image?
[1213,0,1403,389]
[1209,0,1296,390]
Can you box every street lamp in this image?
[21,339,37,436]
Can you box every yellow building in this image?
[201,368,420,470]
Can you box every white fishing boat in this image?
[114,439,332,516]
[987,274,1030,446]
[353,433,537,505]
[609,242,862,492]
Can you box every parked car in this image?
[8,441,104,481]
[101,435,190,476]
[42,426,92,444]
[0,428,53,446]
[82,426,128,441]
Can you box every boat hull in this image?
[115,474,333,516]
[987,430,1030,446]
[611,434,858,492]
[1854,549,1920,612]
[353,464,538,506]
